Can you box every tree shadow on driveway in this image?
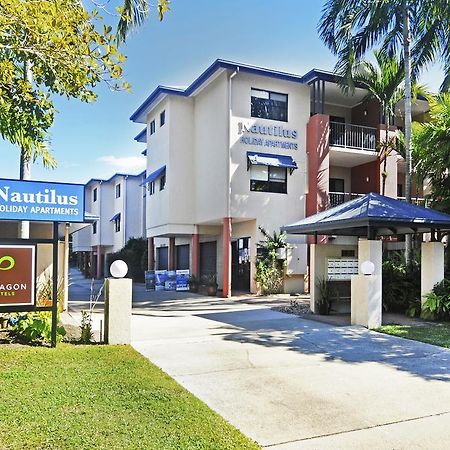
[196,308,450,382]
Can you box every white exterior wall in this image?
[125,176,146,242]
[329,166,352,193]
[168,96,196,227]
[230,72,309,230]
[145,98,171,236]
[72,174,145,254]
[71,226,91,252]
[99,182,114,247]
[143,68,310,292]
[194,72,229,224]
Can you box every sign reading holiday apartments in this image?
[0,178,85,223]
[0,245,35,306]
[237,121,299,150]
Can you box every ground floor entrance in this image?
[231,237,251,292]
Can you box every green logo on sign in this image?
[0,256,15,271]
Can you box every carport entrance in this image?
[283,193,450,328]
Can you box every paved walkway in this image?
[131,295,450,449]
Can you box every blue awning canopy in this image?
[110,213,121,222]
[247,151,297,171]
[282,193,450,237]
[141,165,166,186]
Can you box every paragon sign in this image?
[0,245,35,306]
[0,178,85,223]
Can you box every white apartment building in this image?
[72,171,146,278]
[131,59,429,297]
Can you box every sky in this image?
[0,0,445,184]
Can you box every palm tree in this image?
[116,0,170,43]
[413,93,450,213]
[319,0,450,264]
[341,50,404,195]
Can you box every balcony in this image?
[329,192,429,208]
[329,122,377,152]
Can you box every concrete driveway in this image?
[131,295,450,449]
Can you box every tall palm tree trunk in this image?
[403,0,413,265]
[382,104,389,196]
[18,60,32,239]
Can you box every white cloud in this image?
[97,155,146,173]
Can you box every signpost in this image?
[0,178,85,347]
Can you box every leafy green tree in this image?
[413,93,450,213]
[319,0,450,263]
[341,50,404,195]
[0,0,128,167]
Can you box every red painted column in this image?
[147,237,155,271]
[222,217,232,298]
[191,233,199,278]
[306,113,330,217]
[96,245,102,279]
[168,237,176,270]
[306,114,331,245]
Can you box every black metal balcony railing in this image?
[329,121,377,151]
[329,192,429,208]
[329,192,363,208]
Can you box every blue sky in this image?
[0,0,444,184]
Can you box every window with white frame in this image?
[160,110,166,127]
[250,165,287,193]
[150,120,156,135]
[251,88,288,122]
[115,183,121,198]
[93,187,98,202]
[92,221,97,234]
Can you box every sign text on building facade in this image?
[0,179,85,223]
[237,122,298,150]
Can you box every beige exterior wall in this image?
[143,68,311,293]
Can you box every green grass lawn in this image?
[378,323,450,349]
[0,344,260,450]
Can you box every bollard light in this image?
[110,260,128,278]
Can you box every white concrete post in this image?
[351,239,382,329]
[421,242,444,305]
[104,278,132,344]
[309,244,317,313]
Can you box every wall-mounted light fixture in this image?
[363,109,368,117]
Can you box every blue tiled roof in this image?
[283,193,450,236]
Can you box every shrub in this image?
[255,227,288,295]
[382,251,421,316]
[422,279,450,320]
[255,259,284,295]
[10,312,66,344]
[80,310,93,344]
[316,277,334,315]
[107,237,147,282]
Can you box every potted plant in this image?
[204,274,218,296]
[316,277,333,315]
[188,275,199,293]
